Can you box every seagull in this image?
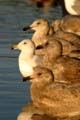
[11,39,43,81]
[64,0,80,15]
[27,66,80,118]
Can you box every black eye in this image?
[36,45,44,50]
[24,42,27,44]
[45,42,49,46]
[37,22,40,25]
[38,73,42,76]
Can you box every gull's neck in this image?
[32,26,50,41]
[31,73,54,90]
[31,80,51,100]
[30,76,53,106]
[19,50,34,60]
[31,80,49,89]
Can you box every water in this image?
[0,0,62,120]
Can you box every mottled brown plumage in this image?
[23,18,80,59]
[31,114,55,120]
[52,56,80,84]
[17,102,44,120]
[29,67,80,118]
[35,38,80,84]
[52,15,80,36]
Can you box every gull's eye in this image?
[24,42,27,45]
[38,73,42,76]
[37,22,40,25]
[45,42,49,46]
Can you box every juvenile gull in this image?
[23,18,54,47]
[23,18,80,58]
[27,66,80,118]
[11,39,43,81]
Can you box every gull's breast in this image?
[19,60,33,77]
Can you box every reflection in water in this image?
[0,0,62,120]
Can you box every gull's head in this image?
[23,19,50,32]
[27,66,54,83]
[11,39,35,54]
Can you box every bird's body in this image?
[19,56,34,77]
[31,82,80,118]
[64,0,80,15]
[52,56,80,84]
[52,15,80,37]
[19,52,40,77]
[60,15,80,36]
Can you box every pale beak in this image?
[11,44,18,50]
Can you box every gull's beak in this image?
[23,76,33,82]
[11,44,18,50]
[36,45,44,50]
[23,26,31,31]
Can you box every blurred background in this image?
[0,0,63,120]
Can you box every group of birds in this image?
[11,0,80,120]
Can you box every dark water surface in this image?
[0,0,62,120]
